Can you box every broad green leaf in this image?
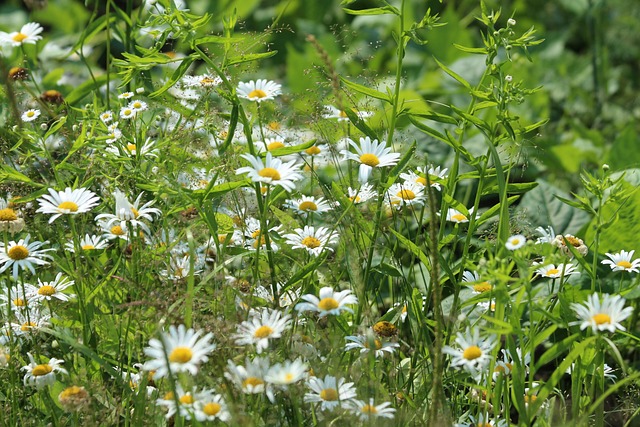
[0,166,41,187]
[389,228,431,269]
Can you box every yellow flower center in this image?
[203,402,221,416]
[365,338,383,350]
[13,33,28,43]
[26,111,36,118]
[339,110,348,118]
[32,364,53,376]
[8,245,29,260]
[13,298,26,307]
[21,321,36,331]
[565,236,582,247]
[361,404,378,414]
[616,260,632,269]
[416,176,427,186]
[462,345,482,361]
[81,244,95,250]
[168,347,193,364]
[58,201,79,212]
[359,153,380,167]
[301,236,321,249]
[320,388,338,401]
[545,269,559,276]
[267,141,284,151]
[254,325,274,338]
[298,201,318,211]
[473,282,492,293]
[511,238,521,246]
[305,146,321,155]
[38,285,56,296]
[524,395,537,404]
[164,391,175,400]
[318,297,339,311]
[284,373,294,382]
[243,377,264,388]
[132,102,142,109]
[268,121,280,131]
[131,207,139,218]
[179,394,194,405]
[349,195,361,203]
[110,225,125,236]
[124,109,133,116]
[127,144,137,152]
[258,167,281,181]
[248,89,267,99]
[592,313,611,325]
[451,213,467,222]
[0,208,18,221]
[397,189,416,200]
[201,77,216,85]
[59,386,84,400]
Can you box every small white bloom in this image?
[601,250,640,273]
[237,79,282,102]
[505,234,526,250]
[295,286,358,317]
[233,308,291,354]
[571,293,633,334]
[341,137,401,183]
[21,109,41,122]
[304,375,357,410]
[22,353,67,389]
[36,187,100,223]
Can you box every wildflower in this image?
[265,358,307,386]
[344,333,399,358]
[128,99,148,112]
[8,67,29,81]
[100,111,114,124]
[12,307,51,335]
[341,137,401,183]
[236,152,303,192]
[29,272,75,302]
[64,234,109,253]
[400,165,448,190]
[0,22,43,46]
[36,187,100,223]
[95,190,161,235]
[283,226,338,257]
[443,328,497,375]
[552,234,588,256]
[193,390,231,422]
[0,284,37,311]
[601,250,640,273]
[98,220,129,241]
[349,398,396,420]
[21,109,41,122]
[505,234,527,250]
[284,195,333,217]
[22,353,67,388]
[323,105,372,122]
[183,74,222,88]
[0,197,25,234]
[119,106,136,119]
[252,283,301,308]
[225,357,273,400]
[233,308,291,354]
[143,324,216,379]
[156,384,198,420]
[462,270,493,294]
[58,386,91,412]
[237,79,281,102]
[304,375,357,410]
[0,235,54,278]
[295,286,358,317]
[535,263,579,279]
[445,207,476,224]
[493,348,530,379]
[386,181,426,209]
[571,293,633,334]
[373,320,399,336]
[347,183,377,204]
[118,92,134,99]
[41,90,64,104]
[243,217,281,252]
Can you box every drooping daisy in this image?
[225,357,274,400]
[0,235,54,278]
[64,234,109,252]
[347,183,377,204]
[535,225,556,244]
[445,206,476,224]
[535,263,579,279]
[236,152,303,192]
[36,187,100,223]
[233,308,291,354]
[505,234,527,250]
[341,137,401,183]
[29,273,75,302]
[295,286,358,317]
[284,195,333,217]
[22,353,67,389]
[304,375,357,411]
[143,324,216,379]
[571,293,633,334]
[601,250,640,273]
[237,79,282,102]
[0,283,37,311]
[0,22,43,46]
[349,398,396,420]
[283,226,338,257]
[400,165,449,191]
[386,181,426,209]
[21,109,41,122]
[11,307,51,335]
[442,328,497,375]
[95,190,161,235]
[344,334,399,358]
[265,358,308,386]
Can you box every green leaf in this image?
[453,43,487,54]
[385,141,416,188]
[0,166,41,187]
[388,228,431,269]
[343,6,400,15]
[340,77,391,103]
[226,50,277,66]
[196,34,247,44]
[270,140,315,157]
[150,55,196,97]
[65,74,117,105]
[434,57,471,90]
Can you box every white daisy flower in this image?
[252,283,301,308]
[400,165,448,190]
[303,143,329,157]
[442,328,497,375]
[347,183,377,204]
[304,375,357,411]
[156,384,197,420]
[119,106,136,119]
[0,284,37,311]
[349,398,396,420]
[118,92,134,99]
[233,308,291,354]
[225,357,274,400]
[100,110,114,124]
[12,307,51,335]
[445,206,476,224]
[571,293,633,333]
[295,286,358,317]
[0,22,43,46]
[22,353,67,389]
[462,270,493,294]
[64,234,109,253]
[159,254,202,282]
[98,220,129,241]
[143,324,216,379]
[36,187,100,223]
[535,225,556,244]
[535,263,579,279]
[323,105,372,122]
[95,190,161,235]
[552,234,588,256]
[283,226,338,257]
[386,181,426,209]
[237,79,282,102]
[21,109,41,122]
[344,334,399,358]
[284,195,333,217]
[505,234,527,250]
[257,137,289,153]
[341,137,401,183]
[29,272,75,302]
[0,235,54,278]
[183,74,222,88]
[193,390,231,422]
[243,217,281,252]
[265,358,307,386]
[128,99,148,112]
[236,152,303,192]
[601,250,640,273]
